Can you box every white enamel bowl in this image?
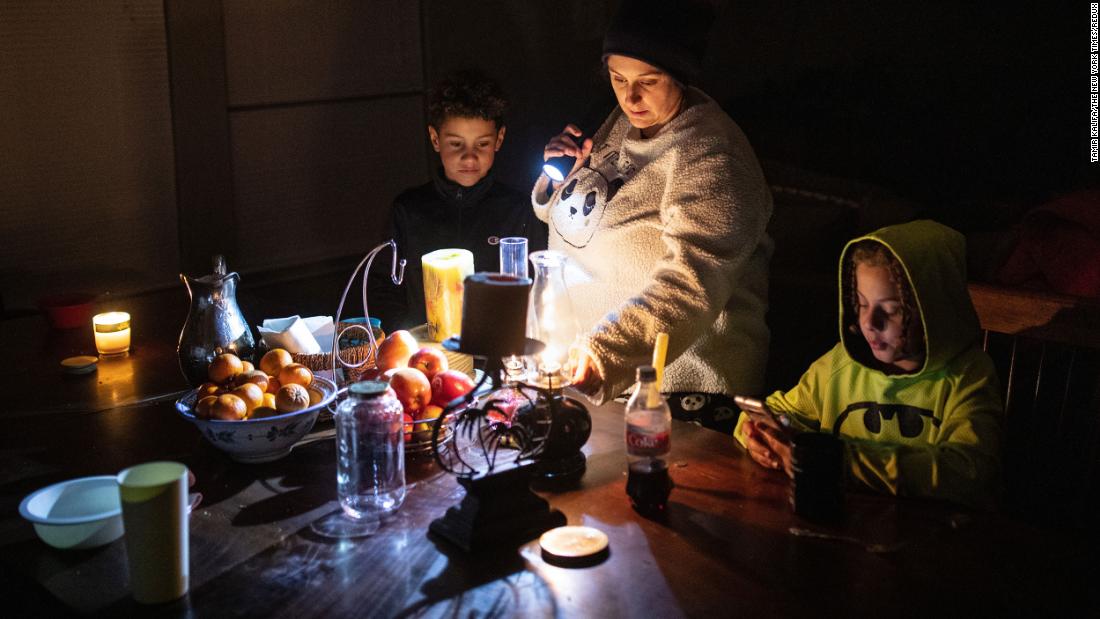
[19,476,124,550]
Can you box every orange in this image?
[231,382,264,413]
[208,353,244,384]
[260,348,293,376]
[238,370,269,393]
[279,363,313,388]
[197,382,222,398]
[266,376,281,394]
[261,392,277,410]
[241,360,255,373]
[211,394,247,420]
[195,395,218,419]
[275,384,310,413]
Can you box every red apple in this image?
[389,367,431,415]
[376,329,418,371]
[408,347,449,380]
[430,369,476,408]
[403,412,414,443]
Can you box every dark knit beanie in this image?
[601,0,715,85]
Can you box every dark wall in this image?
[705,2,1088,231]
[428,1,1090,231]
[2,1,1091,316]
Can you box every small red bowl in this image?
[38,293,96,330]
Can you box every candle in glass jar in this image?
[93,312,131,355]
[421,249,474,342]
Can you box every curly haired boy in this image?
[375,70,548,329]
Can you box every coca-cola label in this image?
[626,428,670,456]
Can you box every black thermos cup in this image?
[789,433,845,522]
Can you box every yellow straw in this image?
[649,332,669,407]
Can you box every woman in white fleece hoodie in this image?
[531,0,773,433]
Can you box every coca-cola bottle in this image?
[625,365,673,516]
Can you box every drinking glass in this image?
[499,237,531,382]
[499,237,529,279]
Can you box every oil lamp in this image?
[525,250,581,388]
[521,250,591,486]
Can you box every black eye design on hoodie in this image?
[583,191,597,215]
[561,178,578,201]
[833,402,939,439]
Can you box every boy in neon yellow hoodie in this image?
[736,220,1003,509]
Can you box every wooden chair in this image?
[969,282,1100,529]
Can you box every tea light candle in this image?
[421,249,474,342]
[93,312,131,355]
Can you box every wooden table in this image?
[1,293,1096,617]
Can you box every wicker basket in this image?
[291,321,382,383]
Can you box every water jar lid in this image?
[349,380,389,398]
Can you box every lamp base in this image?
[529,394,591,490]
[429,461,565,553]
[532,451,587,491]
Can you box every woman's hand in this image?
[743,420,793,477]
[542,124,593,183]
[570,349,604,397]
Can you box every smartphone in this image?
[734,395,792,435]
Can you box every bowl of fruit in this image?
[175,349,338,463]
[369,330,479,455]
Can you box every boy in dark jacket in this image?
[375,70,548,330]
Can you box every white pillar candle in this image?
[93,311,131,355]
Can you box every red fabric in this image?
[996,190,1100,298]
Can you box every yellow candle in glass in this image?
[93,311,131,355]
[421,249,474,342]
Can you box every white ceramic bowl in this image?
[19,476,124,550]
[176,376,337,463]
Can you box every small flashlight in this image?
[541,133,585,182]
[542,156,574,183]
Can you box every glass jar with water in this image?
[313,380,405,538]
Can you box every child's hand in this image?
[543,124,593,183]
[744,420,793,477]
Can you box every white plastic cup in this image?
[118,461,190,604]
[499,237,529,279]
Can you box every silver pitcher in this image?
[178,255,256,386]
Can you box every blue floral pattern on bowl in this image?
[176,376,338,463]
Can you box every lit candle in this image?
[421,249,474,342]
[93,311,131,355]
